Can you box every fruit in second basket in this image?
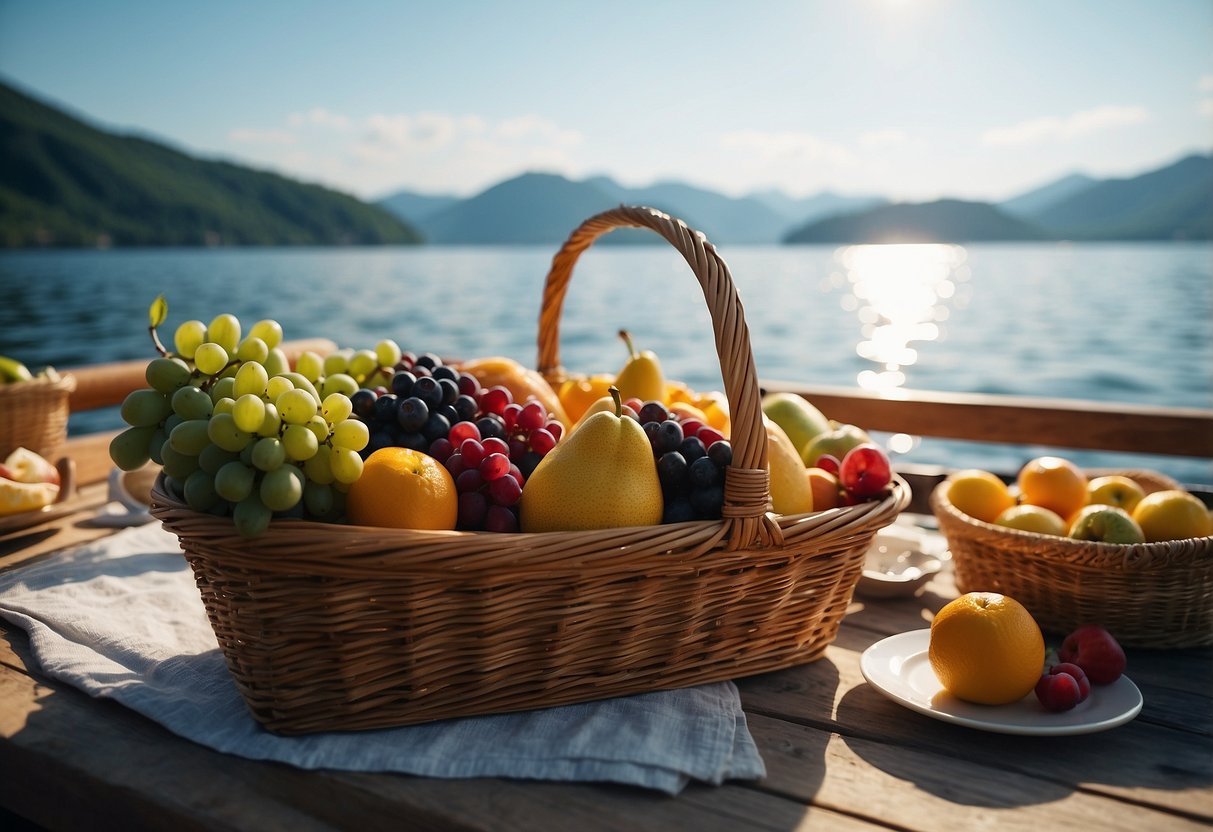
[944,469,1015,523]
[1067,504,1145,544]
[1085,475,1146,514]
[993,503,1067,535]
[928,591,1045,705]
[1017,455,1089,519]
[1130,489,1213,542]
[519,388,663,532]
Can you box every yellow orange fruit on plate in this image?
[993,503,1067,536]
[928,592,1045,705]
[1131,490,1213,542]
[346,447,457,530]
[944,469,1015,523]
[1017,456,1088,519]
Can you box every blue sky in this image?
[2,0,1210,202]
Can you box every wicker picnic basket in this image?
[0,372,76,462]
[150,205,910,734]
[931,469,1213,648]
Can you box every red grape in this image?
[459,438,485,468]
[445,452,466,478]
[480,386,511,416]
[545,421,563,441]
[502,402,522,431]
[697,426,724,448]
[529,427,556,455]
[458,491,488,528]
[518,401,547,431]
[456,468,484,493]
[489,474,522,506]
[485,505,518,533]
[449,421,481,444]
[482,437,510,458]
[479,452,510,481]
[428,437,454,463]
[680,419,704,438]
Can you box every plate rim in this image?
[860,628,1143,736]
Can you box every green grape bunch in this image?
[110,296,393,538]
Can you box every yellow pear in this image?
[520,388,663,532]
[764,416,815,516]
[570,395,639,433]
[613,330,665,403]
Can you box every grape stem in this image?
[148,324,169,357]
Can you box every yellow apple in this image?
[1068,504,1146,544]
[994,504,1067,536]
[1086,475,1146,514]
[1131,490,1213,542]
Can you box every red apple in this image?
[814,454,841,475]
[2,448,60,486]
[838,443,892,498]
[0,462,17,482]
[1035,664,1089,712]
[1058,624,1126,685]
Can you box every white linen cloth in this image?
[0,522,765,794]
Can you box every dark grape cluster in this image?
[350,352,563,531]
[631,399,731,523]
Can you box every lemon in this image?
[944,469,1015,523]
[1131,490,1213,542]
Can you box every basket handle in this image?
[536,205,781,551]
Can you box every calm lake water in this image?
[2,242,1210,484]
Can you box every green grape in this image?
[148,427,168,465]
[207,412,254,453]
[169,419,212,456]
[198,443,239,475]
[239,442,256,466]
[109,425,156,471]
[146,357,193,393]
[323,348,353,376]
[303,444,335,485]
[160,441,200,479]
[277,388,318,425]
[215,460,256,502]
[263,347,290,377]
[348,349,378,380]
[294,351,324,383]
[183,469,219,513]
[235,336,268,364]
[233,361,269,398]
[260,465,303,512]
[171,385,213,421]
[194,342,229,375]
[279,371,320,403]
[233,495,272,538]
[213,397,236,416]
[256,403,282,438]
[120,389,171,427]
[162,475,186,502]
[207,313,241,353]
[249,319,283,350]
[209,375,237,403]
[320,373,359,400]
[266,375,294,400]
[321,392,353,424]
[303,480,335,518]
[305,414,330,443]
[251,437,286,472]
[330,418,370,452]
[375,339,402,368]
[233,393,267,433]
[174,320,207,359]
[163,413,184,434]
[330,447,364,484]
[281,423,319,461]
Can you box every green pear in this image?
[761,392,831,457]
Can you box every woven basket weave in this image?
[150,205,910,734]
[0,373,76,462]
[931,469,1213,648]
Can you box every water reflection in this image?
[832,243,969,393]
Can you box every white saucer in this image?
[860,630,1143,736]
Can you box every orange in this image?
[1017,456,1088,519]
[1131,489,1213,542]
[928,592,1045,705]
[806,467,842,511]
[944,469,1015,523]
[346,447,457,530]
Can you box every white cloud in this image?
[1199,75,1213,92]
[719,129,857,165]
[982,105,1149,146]
[287,108,351,131]
[859,128,908,149]
[228,128,296,145]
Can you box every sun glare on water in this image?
[835,244,967,395]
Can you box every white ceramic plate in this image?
[860,629,1143,735]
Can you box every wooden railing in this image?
[59,342,1213,513]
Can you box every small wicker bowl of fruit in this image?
[930,456,1213,649]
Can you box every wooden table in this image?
[2,445,1210,831]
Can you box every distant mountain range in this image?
[1,78,1208,248]
[381,154,1212,245]
[0,80,422,247]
